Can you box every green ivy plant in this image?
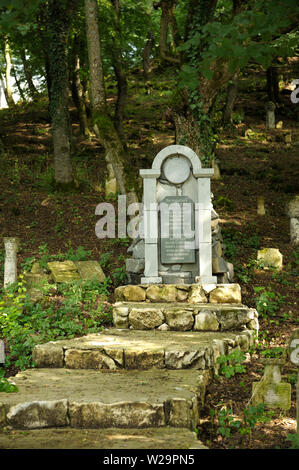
[0,370,18,393]
[217,349,247,379]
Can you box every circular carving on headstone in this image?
[163,156,190,184]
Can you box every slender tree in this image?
[84,0,137,201]
[70,35,90,137]
[19,48,38,100]
[110,0,127,143]
[3,36,15,107]
[38,0,78,186]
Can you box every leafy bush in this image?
[254,287,285,318]
[217,349,247,379]
[286,433,299,449]
[0,278,113,370]
[260,347,285,359]
[0,370,18,393]
[216,404,273,442]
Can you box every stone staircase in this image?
[0,284,258,449]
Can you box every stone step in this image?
[113,302,258,332]
[0,368,208,430]
[33,328,254,372]
[0,426,207,449]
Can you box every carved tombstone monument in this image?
[139,145,217,285]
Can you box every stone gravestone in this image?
[3,237,19,287]
[289,329,299,434]
[138,145,219,285]
[126,145,233,285]
[266,101,276,130]
[287,196,299,246]
[0,340,5,364]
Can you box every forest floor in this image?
[0,64,299,449]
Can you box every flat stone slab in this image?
[0,368,207,430]
[32,328,255,372]
[0,427,207,449]
[47,261,80,283]
[74,261,106,282]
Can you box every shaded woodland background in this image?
[0,0,299,449]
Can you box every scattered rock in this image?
[32,343,64,368]
[74,261,106,282]
[209,284,242,304]
[165,350,206,370]
[194,312,219,331]
[47,261,80,283]
[187,285,207,303]
[7,400,69,429]
[125,258,145,274]
[287,195,299,218]
[113,306,130,329]
[129,307,164,330]
[65,349,117,370]
[123,285,146,301]
[146,285,177,302]
[257,248,283,270]
[164,308,194,331]
[157,323,170,331]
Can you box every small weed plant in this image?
[217,349,247,379]
[215,404,274,444]
[254,287,285,318]
[0,370,18,393]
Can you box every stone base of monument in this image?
[113,283,258,333]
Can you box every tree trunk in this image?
[19,48,38,100]
[154,0,180,64]
[223,72,239,124]
[47,0,75,185]
[84,0,137,201]
[71,39,90,137]
[143,30,155,79]
[266,66,280,103]
[3,38,15,107]
[111,0,128,143]
[12,66,25,101]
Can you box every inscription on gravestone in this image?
[160,196,195,264]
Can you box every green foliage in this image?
[217,349,247,379]
[254,287,285,318]
[112,255,127,286]
[260,347,285,359]
[286,433,299,449]
[289,249,299,277]
[36,244,92,270]
[181,0,299,80]
[216,403,274,441]
[217,407,241,438]
[0,370,18,393]
[240,404,274,437]
[232,110,244,125]
[99,252,112,269]
[0,277,113,370]
[213,195,234,211]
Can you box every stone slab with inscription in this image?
[160,196,195,265]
